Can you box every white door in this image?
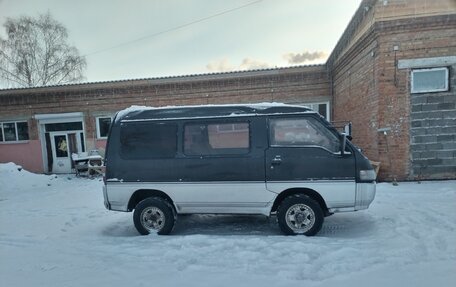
[50,132,72,173]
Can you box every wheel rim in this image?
[285,203,315,233]
[140,207,165,231]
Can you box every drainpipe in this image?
[378,127,398,185]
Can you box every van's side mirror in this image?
[340,133,347,155]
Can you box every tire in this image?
[133,197,176,235]
[277,194,324,236]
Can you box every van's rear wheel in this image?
[133,197,175,235]
[277,195,324,236]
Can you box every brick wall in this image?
[0,66,331,171]
[330,13,456,180]
[331,26,381,168]
[330,0,455,65]
[376,15,456,180]
[1,1,455,179]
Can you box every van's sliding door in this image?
[173,117,273,214]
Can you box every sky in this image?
[0,0,362,84]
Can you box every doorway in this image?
[47,131,85,173]
[35,113,86,173]
[50,132,70,173]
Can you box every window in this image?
[120,122,177,159]
[269,117,340,153]
[411,67,449,93]
[301,102,330,121]
[16,122,29,140]
[216,123,249,133]
[54,135,68,158]
[96,117,112,139]
[3,123,16,141]
[0,121,29,142]
[45,122,83,132]
[184,121,250,156]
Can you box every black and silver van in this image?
[103,103,376,236]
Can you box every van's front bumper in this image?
[354,182,376,210]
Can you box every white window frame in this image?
[411,67,449,94]
[300,102,330,121]
[96,116,113,139]
[216,123,249,133]
[0,121,29,143]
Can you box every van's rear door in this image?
[265,116,356,209]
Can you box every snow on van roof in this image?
[116,102,315,122]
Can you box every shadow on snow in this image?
[101,212,377,238]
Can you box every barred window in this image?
[411,67,449,93]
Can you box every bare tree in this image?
[0,12,86,88]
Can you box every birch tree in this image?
[0,12,86,88]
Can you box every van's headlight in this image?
[360,169,376,181]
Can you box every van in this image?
[103,103,376,236]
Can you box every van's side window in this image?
[269,117,340,153]
[184,122,249,156]
[120,122,177,159]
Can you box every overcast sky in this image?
[0,0,361,84]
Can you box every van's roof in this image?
[117,103,316,122]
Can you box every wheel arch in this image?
[271,188,330,216]
[127,189,175,212]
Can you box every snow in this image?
[115,102,313,122]
[1,162,455,287]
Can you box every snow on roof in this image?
[115,102,315,122]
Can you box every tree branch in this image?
[0,12,86,87]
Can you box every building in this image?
[1,0,455,180]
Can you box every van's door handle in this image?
[271,156,282,165]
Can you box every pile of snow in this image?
[0,163,455,287]
[0,162,57,193]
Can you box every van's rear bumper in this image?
[103,185,111,210]
[354,182,376,210]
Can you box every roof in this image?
[118,103,314,122]
[327,0,376,67]
[0,64,326,94]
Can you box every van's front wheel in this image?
[277,195,324,236]
[133,197,175,235]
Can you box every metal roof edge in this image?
[0,64,326,94]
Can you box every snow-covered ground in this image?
[0,162,455,287]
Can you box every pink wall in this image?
[94,139,107,157]
[0,140,44,173]
[95,139,107,151]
